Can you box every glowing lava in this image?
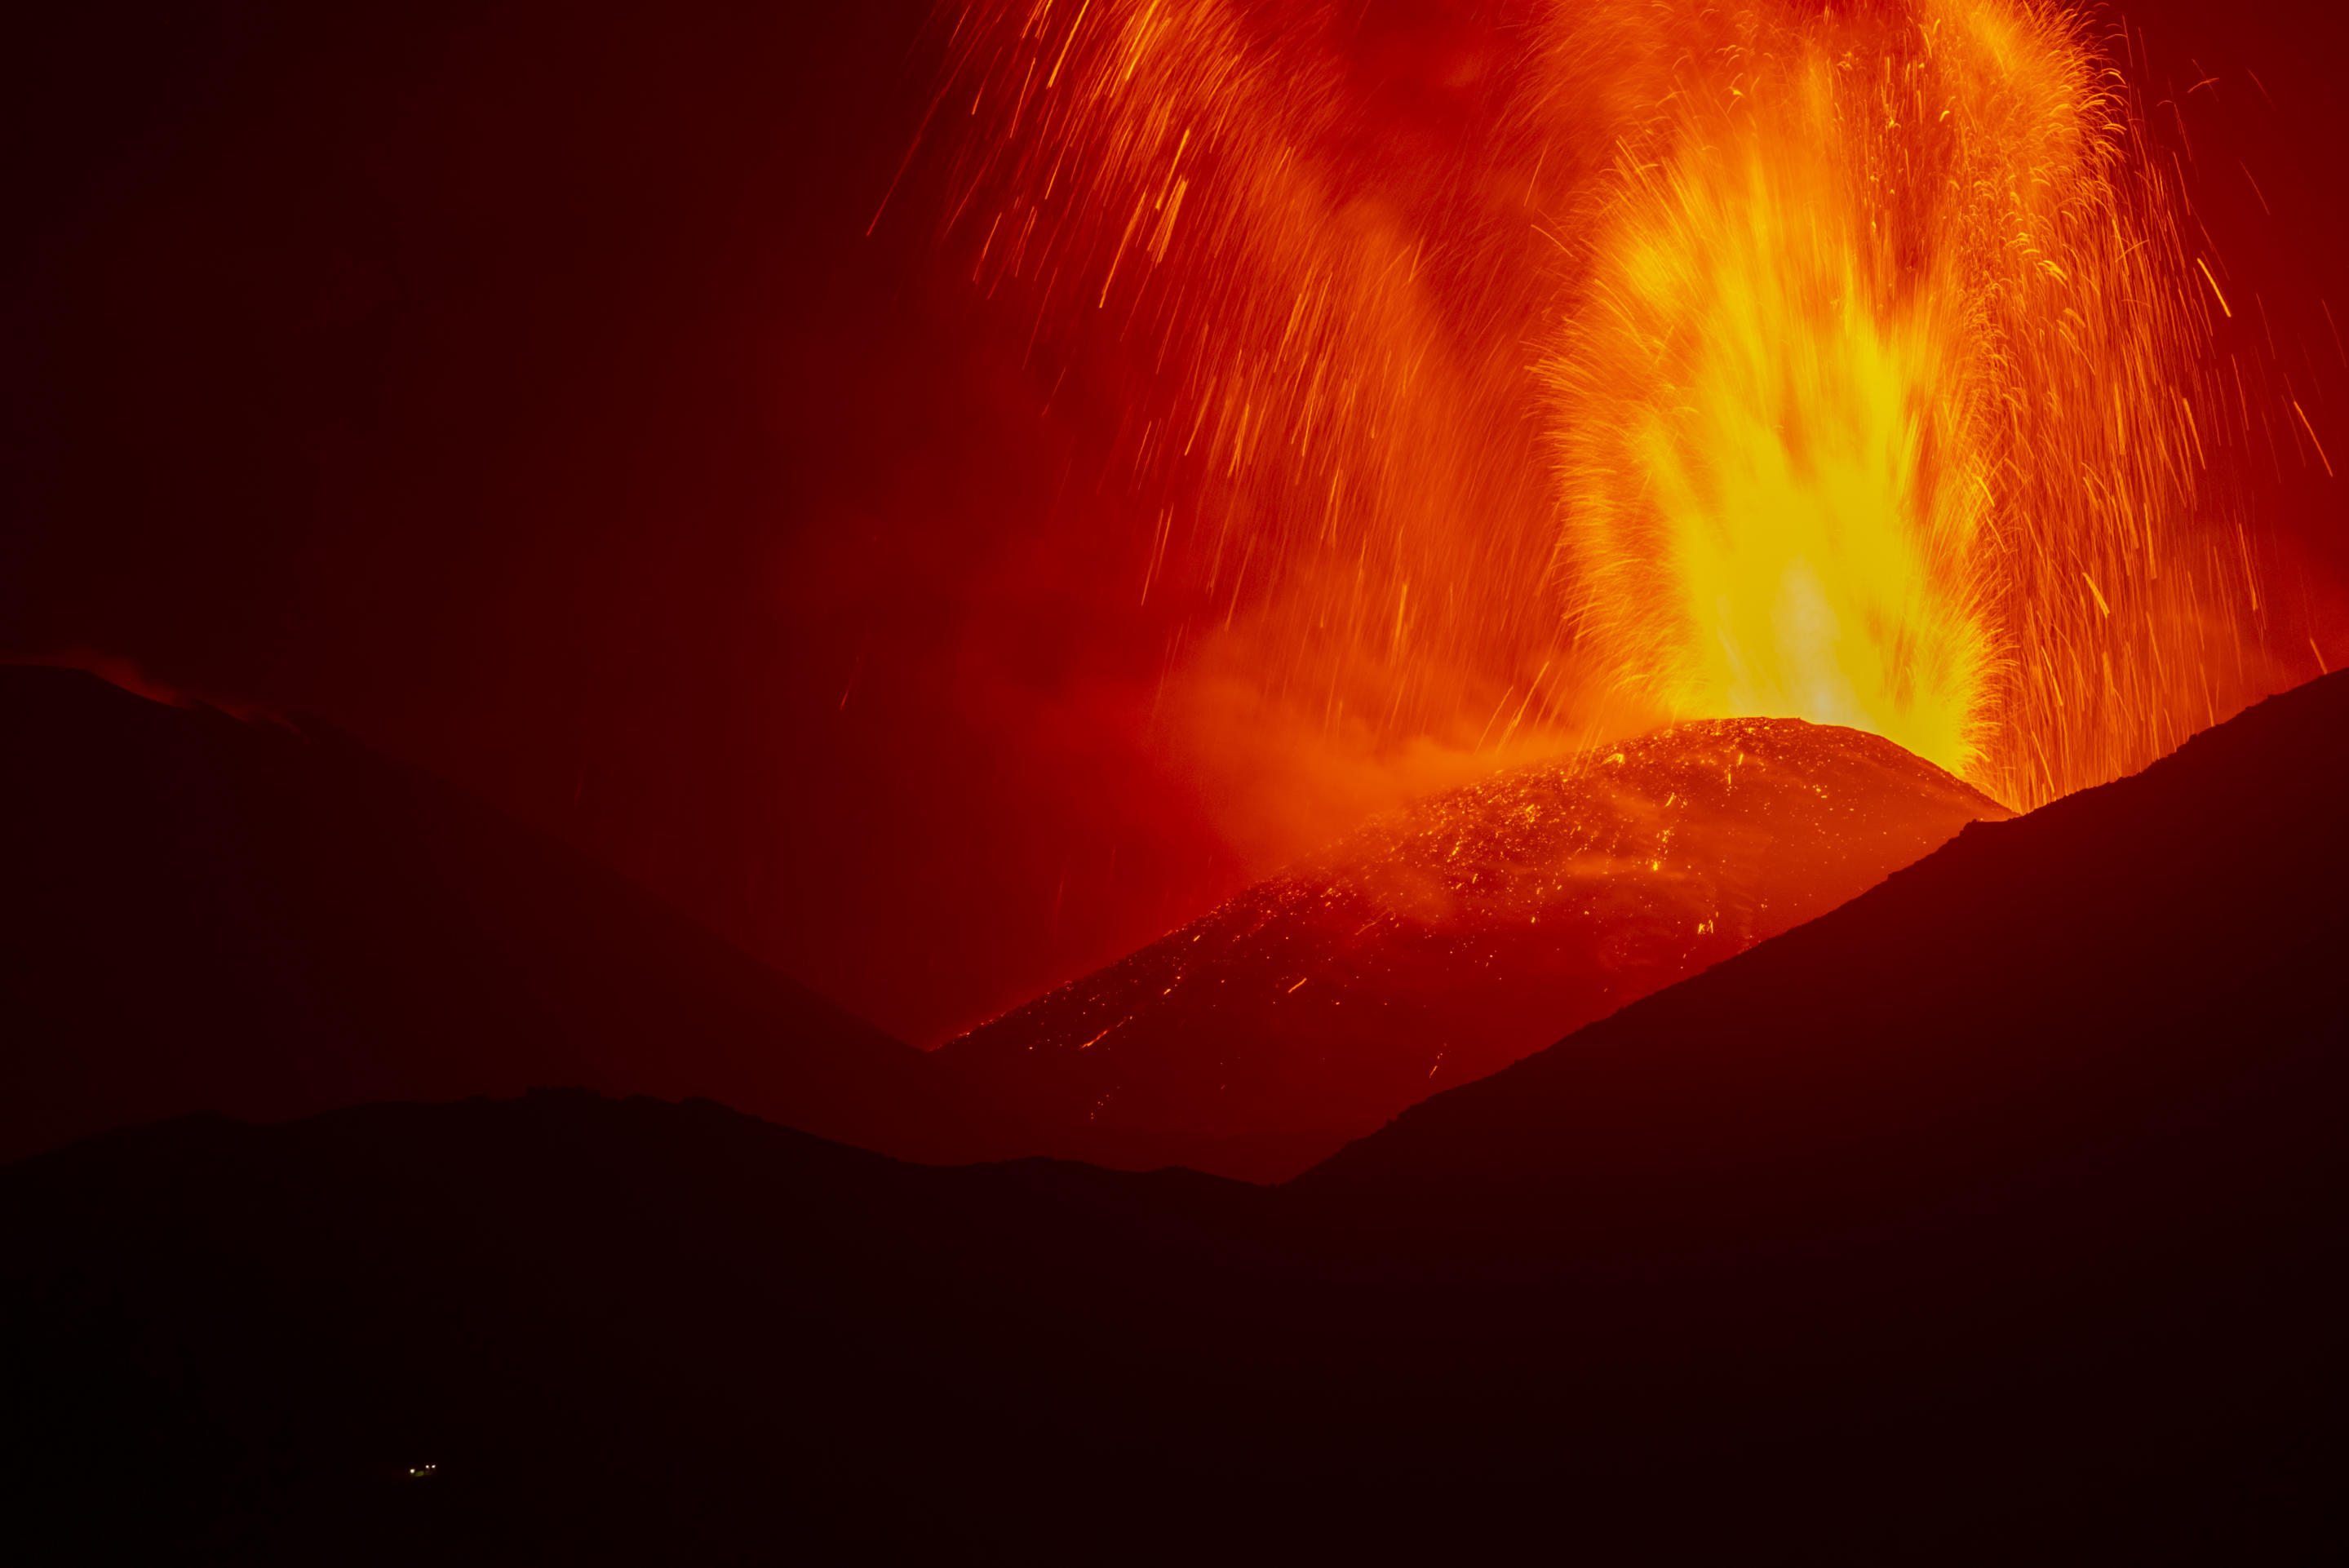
[929,0,2268,810]
[1549,0,2219,800]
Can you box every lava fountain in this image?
[923,0,2267,813]
[1547,0,2228,804]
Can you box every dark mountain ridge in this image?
[0,664,977,1165]
[2,662,2007,1180]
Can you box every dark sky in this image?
[7,1,2346,1044]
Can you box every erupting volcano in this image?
[5,0,2344,1558]
[942,716,2006,1180]
[884,0,2303,1161]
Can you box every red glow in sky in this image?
[4,0,2343,1044]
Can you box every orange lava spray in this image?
[925,0,2264,814]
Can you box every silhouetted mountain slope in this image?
[4,672,2344,1563]
[5,662,2010,1180]
[0,666,977,1163]
[940,718,2006,1180]
[1300,663,2349,1205]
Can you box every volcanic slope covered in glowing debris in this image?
[939,718,2008,1180]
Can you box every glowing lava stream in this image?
[932,0,2261,810]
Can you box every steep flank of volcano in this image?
[939,717,2008,1180]
[1300,667,2349,1207]
[0,666,978,1165]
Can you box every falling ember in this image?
[926,0,2266,813]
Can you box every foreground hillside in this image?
[4,671,2344,1561]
